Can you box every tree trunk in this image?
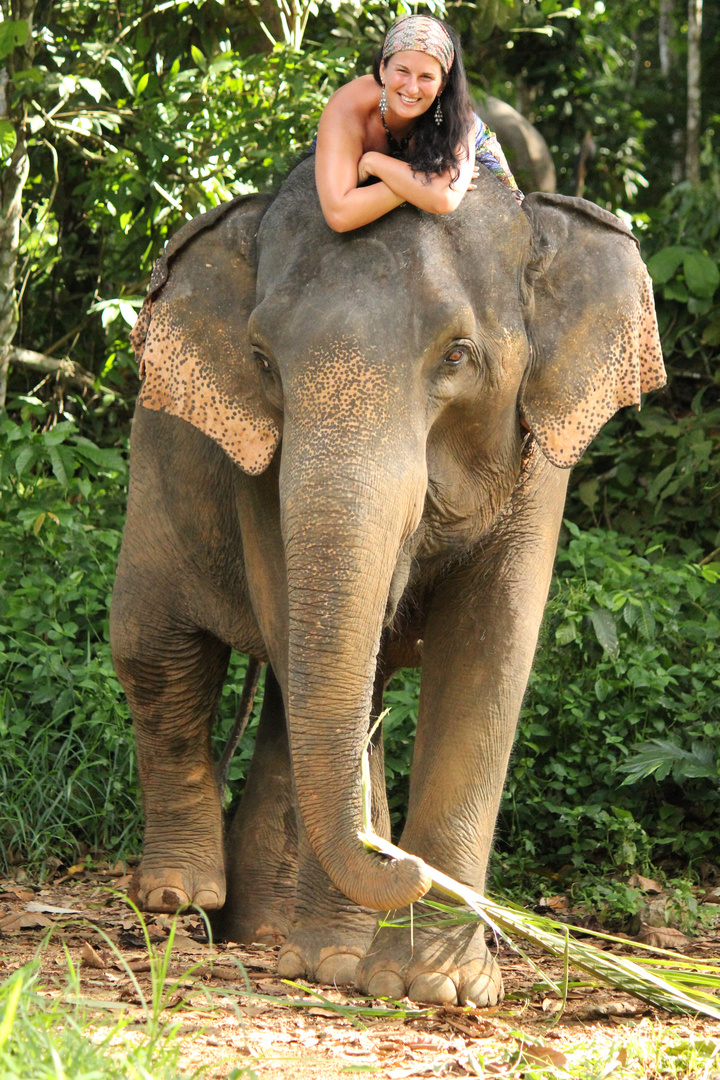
[685,0,702,184]
[659,0,674,80]
[0,0,35,410]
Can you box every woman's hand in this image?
[468,164,480,191]
[357,152,379,185]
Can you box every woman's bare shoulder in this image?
[323,74,379,119]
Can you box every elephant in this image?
[111,156,665,1007]
[475,95,556,193]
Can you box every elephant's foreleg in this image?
[357,467,568,1005]
[218,666,298,945]
[113,613,231,913]
[276,671,391,986]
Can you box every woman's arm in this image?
[359,138,476,215]
[315,86,406,233]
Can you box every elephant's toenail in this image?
[462,969,504,1007]
[193,889,222,911]
[366,972,406,1000]
[277,950,305,978]
[315,954,359,986]
[407,972,458,1005]
[146,886,190,912]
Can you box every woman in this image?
[314,15,520,233]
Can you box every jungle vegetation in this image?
[0,0,719,899]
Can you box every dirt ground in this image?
[2,864,720,1079]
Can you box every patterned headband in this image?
[381,16,455,76]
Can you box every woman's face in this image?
[380,51,444,122]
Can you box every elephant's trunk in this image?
[280,441,430,912]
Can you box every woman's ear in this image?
[379,59,386,83]
[520,193,665,469]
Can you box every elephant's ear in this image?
[131,193,280,476]
[519,192,666,469]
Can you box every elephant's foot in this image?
[355,921,503,1007]
[129,863,226,913]
[213,884,295,946]
[277,913,378,987]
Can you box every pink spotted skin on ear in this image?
[135,298,280,476]
[529,265,665,469]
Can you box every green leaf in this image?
[647,246,689,285]
[589,608,619,656]
[191,45,207,71]
[683,251,720,299]
[14,444,36,476]
[0,119,16,160]
[555,622,578,646]
[78,77,105,103]
[0,19,28,59]
[702,318,720,346]
[48,445,69,486]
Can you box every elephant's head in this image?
[132,160,664,912]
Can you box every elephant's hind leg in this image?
[217,666,298,945]
[112,602,230,913]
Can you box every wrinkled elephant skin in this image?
[111,159,664,1006]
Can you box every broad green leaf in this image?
[589,608,618,656]
[663,280,689,302]
[78,77,105,103]
[191,45,207,71]
[555,622,578,646]
[636,601,656,640]
[0,19,28,59]
[135,72,150,95]
[683,250,720,299]
[48,445,69,486]
[646,246,689,285]
[14,444,36,476]
[702,318,720,346]
[0,119,16,160]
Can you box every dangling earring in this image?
[379,84,388,119]
[434,96,443,125]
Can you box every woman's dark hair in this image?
[372,22,474,184]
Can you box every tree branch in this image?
[7,346,113,393]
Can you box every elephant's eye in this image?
[253,350,272,373]
[443,346,468,368]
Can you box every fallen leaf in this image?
[575,1001,644,1020]
[635,924,690,949]
[163,932,205,952]
[26,901,81,916]
[628,874,663,893]
[81,941,106,970]
[2,888,35,901]
[703,888,720,905]
[518,1042,568,1069]
[0,911,52,931]
[537,895,569,912]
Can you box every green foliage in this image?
[383,528,720,878]
[10,3,356,427]
[497,524,720,875]
[642,143,720,375]
[0,956,203,1079]
[0,412,137,870]
[567,397,720,555]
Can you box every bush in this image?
[495,523,720,878]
